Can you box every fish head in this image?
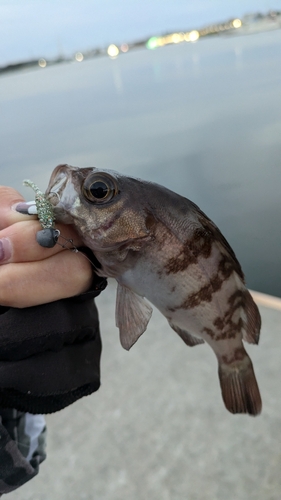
[46,164,152,252]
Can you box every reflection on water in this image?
[0,30,281,296]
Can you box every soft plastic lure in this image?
[22,179,86,255]
[23,179,60,247]
[23,179,55,229]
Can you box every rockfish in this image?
[46,164,262,416]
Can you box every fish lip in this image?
[47,184,65,208]
[45,164,80,223]
[46,165,79,210]
[45,165,70,202]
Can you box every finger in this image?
[0,251,93,308]
[0,186,37,229]
[0,221,85,264]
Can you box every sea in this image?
[1,29,281,296]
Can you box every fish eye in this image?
[82,173,117,204]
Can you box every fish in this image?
[46,164,262,416]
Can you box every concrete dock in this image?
[13,282,281,500]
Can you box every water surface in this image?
[1,30,280,296]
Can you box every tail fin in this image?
[218,354,262,416]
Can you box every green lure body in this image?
[23,180,55,230]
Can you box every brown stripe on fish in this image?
[212,289,261,344]
[203,289,248,340]
[176,253,243,310]
[228,290,261,344]
[197,214,245,281]
[164,227,213,274]
[190,288,260,343]
[220,346,246,364]
[167,275,222,312]
[218,254,236,278]
[202,317,244,341]
[214,290,247,330]
[186,275,224,308]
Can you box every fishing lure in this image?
[23,179,68,248]
[22,179,100,279]
[23,180,55,229]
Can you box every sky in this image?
[1,0,281,65]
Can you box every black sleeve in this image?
[0,410,46,496]
[0,274,107,414]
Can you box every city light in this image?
[107,44,119,57]
[171,33,184,43]
[38,58,47,68]
[232,19,242,28]
[146,30,200,50]
[120,43,129,53]
[189,30,200,42]
[3,9,275,76]
[146,37,159,50]
[75,52,84,62]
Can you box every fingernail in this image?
[0,238,12,263]
[12,201,38,215]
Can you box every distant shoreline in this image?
[1,10,280,76]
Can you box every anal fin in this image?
[116,284,153,350]
[169,322,204,347]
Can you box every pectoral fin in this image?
[169,322,204,347]
[116,284,153,350]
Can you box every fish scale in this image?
[45,164,262,416]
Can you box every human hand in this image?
[0,186,93,308]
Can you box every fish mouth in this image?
[46,164,70,200]
[45,164,81,222]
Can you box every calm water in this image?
[1,30,281,296]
